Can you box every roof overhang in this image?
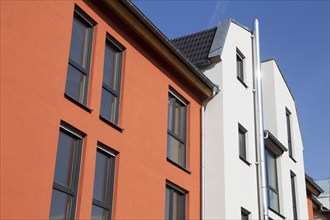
[264,130,287,157]
[306,174,324,196]
[100,0,216,100]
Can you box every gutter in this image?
[201,85,220,220]
[119,0,216,92]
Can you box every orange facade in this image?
[1,1,211,219]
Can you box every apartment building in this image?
[173,19,308,219]
[0,0,217,219]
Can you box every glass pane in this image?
[239,130,246,159]
[100,89,118,124]
[92,205,109,220]
[167,135,185,167]
[237,54,243,79]
[165,188,170,220]
[93,151,113,203]
[174,101,186,139]
[168,97,174,131]
[49,189,73,220]
[269,189,279,212]
[69,16,90,69]
[65,64,86,102]
[172,190,184,220]
[266,151,277,189]
[54,131,77,188]
[103,43,122,92]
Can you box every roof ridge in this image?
[171,26,217,42]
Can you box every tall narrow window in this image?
[286,108,293,157]
[236,48,245,82]
[100,36,124,125]
[238,124,248,162]
[65,7,94,105]
[50,123,84,219]
[165,182,186,220]
[291,171,298,220]
[241,207,250,220]
[91,145,116,220]
[265,148,280,213]
[167,90,187,168]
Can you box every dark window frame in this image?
[236,48,246,87]
[49,122,85,219]
[286,108,293,159]
[100,34,125,126]
[290,171,298,220]
[165,181,187,220]
[265,148,280,213]
[91,143,117,220]
[241,207,250,220]
[239,123,249,165]
[65,6,95,106]
[167,89,188,169]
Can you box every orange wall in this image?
[1,1,202,219]
[307,193,314,220]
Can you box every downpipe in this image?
[253,19,269,220]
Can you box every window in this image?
[236,48,245,82]
[290,171,298,220]
[286,108,293,157]
[265,148,280,213]
[65,7,94,105]
[239,124,248,162]
[241,207,250,220]
[49,123,84,219]
[167,90,187,168]
[91,144,116,220]
[100,36,124,125]
[165,182,186,220]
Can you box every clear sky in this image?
[132,0,330,180]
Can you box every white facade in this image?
[200,19,308,219]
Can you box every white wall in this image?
[262,60,308,219]
[203,20,308,220]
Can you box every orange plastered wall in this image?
[1,1,202,219]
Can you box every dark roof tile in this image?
[171,27,217,66]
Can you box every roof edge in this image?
[306,174,324,196]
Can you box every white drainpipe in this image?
[201,86,219,220]
[253,19,269,220]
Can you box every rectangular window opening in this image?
[291,171,298,220]
[286,108,293,158]
[100,35,125,126]
[49,122,85,219]
[239,124,248,163]
[167,89,188,168]
[165,182,186,220]
[65,6,95,106]
[236,48,245,83]
[265,148,280,213]
[241,207,250,220]
[91,144,117,220]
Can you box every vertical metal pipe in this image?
[253,19,269,220]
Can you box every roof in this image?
[171,27,217,66]
[171,19,253,68]
[102,0,218,100]
[264,130,287,156]
[306,174,324,196]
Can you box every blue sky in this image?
[133,0,330,180]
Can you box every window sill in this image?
[167,158,191,174]
[99,116,124,132]
[237,76,248,88]
[269,207,286,219]
[64,94,93,113]
[289,155,297,163]
[239,156,252,166]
